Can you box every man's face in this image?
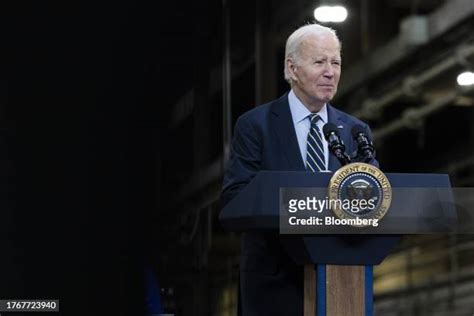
[288,33,341,110]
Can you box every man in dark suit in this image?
[221,23,377,316]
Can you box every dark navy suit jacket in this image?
[221,92,378,316]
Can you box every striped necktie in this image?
[306,114,326,172]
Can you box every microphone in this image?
[351,125,375,163]
[322,123,351,166]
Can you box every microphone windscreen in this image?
[351,124,366,138]
[322,123,339,139]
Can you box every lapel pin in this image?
[337,125,343,129]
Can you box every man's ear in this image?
[286,58,298,82]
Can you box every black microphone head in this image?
[322,123,339,139]
[351,124,366,138]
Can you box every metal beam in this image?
[372,85,474,141]
[354,44,474,120]
[337,0,474,99]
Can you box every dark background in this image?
[1,1,474,316]
[0,2,165,315]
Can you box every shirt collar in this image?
[288,89,328,124]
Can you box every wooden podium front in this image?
[304,264,369,316]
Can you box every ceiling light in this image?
[314,5,348,23]
[457,71,474,86]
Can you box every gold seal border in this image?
[327,162,392,227]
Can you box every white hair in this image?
[284,23,341,84]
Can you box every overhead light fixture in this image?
[457,71,474,86]
[314,5,348,23]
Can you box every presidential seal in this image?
[327,162,392,227]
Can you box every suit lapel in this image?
[270,94,306,171]
[327,104,346,171]
[270,97,352,172]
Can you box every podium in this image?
[220,170,455,316]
